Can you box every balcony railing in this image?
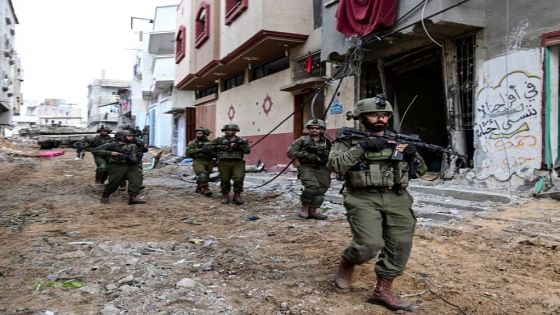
[90,113,119,123]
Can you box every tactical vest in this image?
[300,136,331,166]
[107,143,136,164]
[217,137,245,160]
[189,139,211,159]
[346,138,410,189]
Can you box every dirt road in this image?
[1,150,559,314]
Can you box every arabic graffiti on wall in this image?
[474,67,542,180]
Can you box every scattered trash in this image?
[247,215,260,221]
[181,217,202,225]
[188,238,205,245]
[35,279,83,290]
[176,278,195,288]
[68,241,94,245]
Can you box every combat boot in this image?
[298,202,310,219]
[128,195,146,205]
[201,186,213,197]
[100,193,110,204]
[309,207,327,220]
[221,193,230,204]
[233,192,244,205]
[95,173,103,185]
[195,186,202,194]
[369,277,413,311]
[333,257,354,289]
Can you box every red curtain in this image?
[335,0,397,37]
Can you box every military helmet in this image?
[350,95,393,120]
[97,126,111,133]
[195,127,211,135]
[305,118,326,129]
[115,130,133,140]
[221,123,240,132]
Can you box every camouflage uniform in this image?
[186,128,215,196]
[88,134,113,184]
[205,123,250,205]
[92,130,145,205]
[287,119,332,219]
[329,95,427,311]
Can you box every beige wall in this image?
[216,69,294,137]
[262,0,313,35]
[175,0,192,83]
[220,0,313,58]
[191,0,221,74]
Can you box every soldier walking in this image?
[328,95,427,311]
[205,123,250,205]
[186,127,215,197]
[88,126,113,184]
[287,119,331,220]
[92,130,146,205]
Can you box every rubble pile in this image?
[0,136,40,161]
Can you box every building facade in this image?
[0,0,22,136]
[321,0,559,188]
[174,0,354,166]
[87,78,130,131]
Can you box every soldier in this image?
[88,126,113,184]
[328,95,427,311]
[186,127,215,197]
[120,125,149,190]
[287,119,331,220]
[92,130,146,205]
[205,123,250,205]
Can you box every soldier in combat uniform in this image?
[205,123,250,205]
[92,130,146,205]
[328,95,427,311]
[186,127,215,197]
[88,126,113,184]
[287,119,331,220]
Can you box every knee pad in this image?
[197,172,210,184]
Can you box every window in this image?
[195,85,218,99]
[250,56,290,81]
[175,25,186,63]
[195,2,210,48]
[225,0,248,25]
[223,73,244,91]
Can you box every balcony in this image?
[148,6,177,55]
[177,0,313,90]
[153,56,175,89]
[322,0,485,60]
[90,113,119,123]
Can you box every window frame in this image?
[194,2,210,49]
[225,0,248,25]
[175,25,186,63]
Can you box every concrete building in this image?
[320,0,560,188]
[87,78,130,131]
[133,4,183,151]
[175,0,352,166]
[12,99,85,133]
[0,0,22,136]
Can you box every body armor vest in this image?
[346,139,410,189]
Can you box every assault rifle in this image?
[302,142,331,165]
[338,127,466,160]
[108,143,137,164]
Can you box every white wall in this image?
[474,48,543,180]
[153,98,173,147]
[176,113,186,156]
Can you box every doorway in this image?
[293,90,325,139]
[386,47,448,171]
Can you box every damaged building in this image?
[321,0,559,188]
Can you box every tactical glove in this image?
[402,144,417,162]
[358,138,387,152]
